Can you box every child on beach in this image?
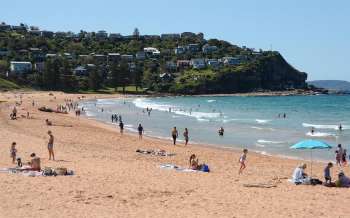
[335,151,341,167]
[324,162,333,184]
[238,149,248,174]
[10,142,17,164]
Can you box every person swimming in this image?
[218,127,224,136]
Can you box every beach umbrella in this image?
[290,140,332,177]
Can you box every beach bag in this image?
[201,164,210,173]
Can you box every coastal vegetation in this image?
[0,22,307,94]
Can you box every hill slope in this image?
[0,78,20,90]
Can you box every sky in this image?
[1,0,349,81]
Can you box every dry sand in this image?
[0,91,349,218]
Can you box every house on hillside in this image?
[96,30,108,40]
[144,47,160,57]
[29,48,45,62]
[177,60,190,70]
[174,46,186,55]
[46,53,58,58]
[92,54,107,64]
[136,51,146,60]
[207,59,221,69]
[10,61,32,74]
[34,62,45,72]
[41,31,54,38]
[202,44,218,54]
[121,54,134,62]
[109,33,122,40]
[186,44,200,53]
[181,32,196,38]
[161,34,180,40]
[222,57,241,66]
[12,25,27,32]
[73,66,88,76]
[190,58,206,69]
[159,73,173,82]
[0,23,11,31]
[143,35,161,40]
[108,53,121,63]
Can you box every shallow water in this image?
[81,95,350,161]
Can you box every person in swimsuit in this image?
[183,128,189,145]
[47,130,55,160]
[171,127,178,145]
[189,154,199,170]
[10,142,17,164]
[238,149,248,174]
[138,124,144,139]
[119,121,124,134]
[28,153,41,171]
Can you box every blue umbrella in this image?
[290,140,332,177]
[290,140,332,149]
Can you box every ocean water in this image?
[81,95,350,161]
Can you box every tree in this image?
[110,62,120,91]
[88,66,103,91]
[43,58,61,90]
[133,28,140,38]
[119,60,129,93]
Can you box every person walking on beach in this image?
[138,124,144,139]
[171,127,179,145]
[336,144,343,166]
[119,121,124,134]
[10,142,17,164]
[342,149,347,166]
[238,149,248,174]
[183,128,189,145]
[47,130,55,161]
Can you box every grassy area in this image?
[0,78,20,90]
[79,86,146,95]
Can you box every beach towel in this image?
[136,149,175,157]
[159,164,198,173]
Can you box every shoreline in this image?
[1,91,350,218]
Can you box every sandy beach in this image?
[0,91,349,218]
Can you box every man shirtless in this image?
[29,153,41,171]
[47,130,55,160]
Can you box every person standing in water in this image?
[311,127,315,135]
[218,127,224,136]
[339,124,343,131]
[171,127,179,145]
[47,130,55,161]
[183,128,189,145]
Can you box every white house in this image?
[222,57,241,66]
[190,58,206,69]
[144,47,160,56]
[10,61,32,73]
